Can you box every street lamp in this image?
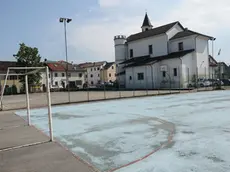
[59,17,72,103]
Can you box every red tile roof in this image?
[78,61,106,68]
[46,63,65,71]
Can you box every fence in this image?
[0,65,229,110]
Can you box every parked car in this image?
[209,79,224,86]
[187,78,218,88]
[197,78,212,87]
[50,85,63,92]
[221,79,230,86]
[97,82,114,88]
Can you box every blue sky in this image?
[0,0,229,64]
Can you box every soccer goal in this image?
[0,66,53,141]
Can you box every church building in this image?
[114,13,215,89]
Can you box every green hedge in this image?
[3,85,18,95]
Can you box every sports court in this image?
[16,90,230,172]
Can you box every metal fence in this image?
[0,65,229,110]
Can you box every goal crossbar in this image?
[0,66,53,141]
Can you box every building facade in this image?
[79,61,106,87]
[114,13,216,89]
[209,55,218,79]
[42,60,86,89]
[218,62,230,79]
[100,62,116,83]
[0,61,22,93]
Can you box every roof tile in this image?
[127,21,180,42]
[123,49,195,68]
[170,30,213,40]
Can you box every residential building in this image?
[43,60,86,89]
[100,62,116,83]
[0,61,22,93]
[79,61,106,86]
[217,62,230,79]
[209,55,218,79]
[114,13,215,89]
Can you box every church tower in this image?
[141,13,153,32]
[114,35,127,87]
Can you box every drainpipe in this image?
[149,64,154,89]
[194,35,199,86]
[211,38,216,80]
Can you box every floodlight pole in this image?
[46,66,53,141]
[59,17,72,103]
[25,74,31,126]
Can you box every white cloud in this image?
[68,0,230,63]
[168,0,230,34]
[68,16,143,62]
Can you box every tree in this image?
[14,43,43,88]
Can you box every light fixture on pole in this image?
[59,17,72,103]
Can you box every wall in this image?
[166,23,184,40]
[68,72,85,88]
[0,80,22,93]
[209,66,218,79]
[181,53,196,87]
[124,52,199,89]
[41,70,85,88]
[85,66,103,86]
[196,37,209,77]
[125,66,152,89]
[169,35,195,53]
[125,57,183,89]
[115,44,127,62]
[100,64,116,82]
[115,43,127,86]
[50,71,66,88]
[157,58,182,89]
[128,34,168,58]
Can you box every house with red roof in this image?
[42,60,86,89]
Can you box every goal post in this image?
[0,66,53,142]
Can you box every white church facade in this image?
[114,13,215,89]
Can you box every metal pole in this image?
[25,75,31,126]
[212,39,214,89]
[87,75,89,101]
[0,68,9,110]
[46,67,53,142]
[145,65,148,95]
[178,66,181,91]
[132,67,135,97]
[205,67,207,90]
[64,20,70,103]
[151,65,154,90]
[158,67,160,95]
[118,65,121,98]
[103,70,106,99]
[212,39,214,60]
[196,67,198,91]
[188,67,190,91]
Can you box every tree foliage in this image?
[14,43,43,86]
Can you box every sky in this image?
[0,0,229,64]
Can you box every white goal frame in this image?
[0,66,53,141]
